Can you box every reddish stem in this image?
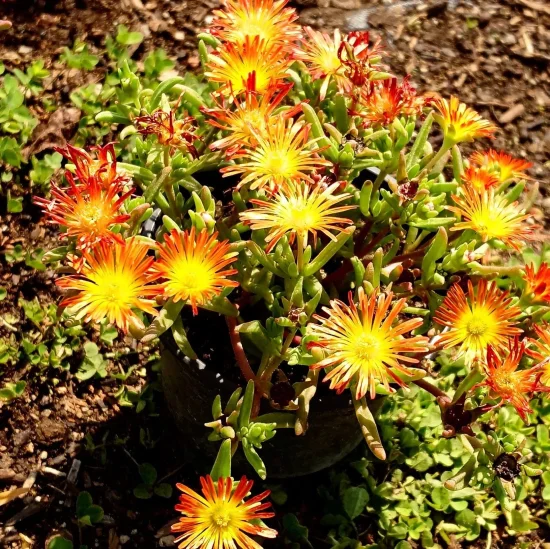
[357,227,390,259]
[413,379,451,408]
[353,220,374,254]
[225,316,256,383]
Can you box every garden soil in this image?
[0,0,549,547]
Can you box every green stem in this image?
[452,368,483,404]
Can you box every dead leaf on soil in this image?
[22,107,81,159]
[516,0,550,15]
[0,486,30,507]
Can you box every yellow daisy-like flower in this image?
[432,95,497,144]
[153,228,239,315]
[172,475,277,549]
[447,183,535,251]
[434,279,522,361]
[526,324,550,387]
[240,181,354,251]
[222,118,331,192]
[35,175,132,251]
[205,36,291,95]
[479,338,543,423]
[470,149,533,183]
[308,288,429,400]
[56,238,161,333]
[299,27,347,100]
[210,0,301,47]
[205,82,296,152]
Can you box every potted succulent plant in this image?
[37,0,550,545]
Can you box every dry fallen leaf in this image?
[0,486,30,507]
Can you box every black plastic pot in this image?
[160,332,364,478]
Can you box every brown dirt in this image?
[0,0,549,548]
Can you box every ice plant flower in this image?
[308,288,429,400]
[526,324,550,387]
[222,118,331,192]
[35,176,132,251]
[432,95,497,144]
[135,109,198,156]
[300,27,347,100]
[470,149,533,183]
[337,31,385,87]
[56,143,131,190]
[524,263,550,304]
[204,82,296,152]
[153,228,239,314]
[359,77,424,126]
[172,475,276,549]
[434,279,522,361]
[448,183,535,251]
[210,0,300,48]
[240,181,355,251]
[205,36,291,95]
[460,165,500,191]
[478,338,542,422]
[56,238,161,333]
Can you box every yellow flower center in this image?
[354,333,381,361]
[466,317,488,336]
[171,258,214,295]
[75,201,112,231]
[87,268,138,310]
[470,207,510,240]
[208,502,237,533]
[318,51,341,75]
[456,306,500,351]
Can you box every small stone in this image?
[500,33,516,46]
[0,468,16,480]
[14,429,31,447]
[40,451,48,460]
[36,418,68,444]
[120,536,130,545]
[18,45,33,55]
[25,442,35,454]
[173,31,185,41]
[159,535,176,547]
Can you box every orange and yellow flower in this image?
[526,324,550,387]
[337,31,385,88]
[204,82,296,153]
[210,0,300,48]
[460,165,500,191]
[56,238,161,333]
[240,181,355,251]
[205,36,291,95]
[299,27,347,100]
[135,109,198,156]
[470,149,533,183]
[222,118,331,192]
[359,77,424,126]
[56,143,131,190]
[172,475,276,549]
[432,95,497,144]
[152,228,239,314]
[524,263,550,304]
[448,183,535,251]
[308,288,429,400]
[35,176,132,251]
[478,338,542,422]
[434,279,522,361]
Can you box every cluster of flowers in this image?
[35,0,550,546]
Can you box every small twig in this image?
[413,378,451,408]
